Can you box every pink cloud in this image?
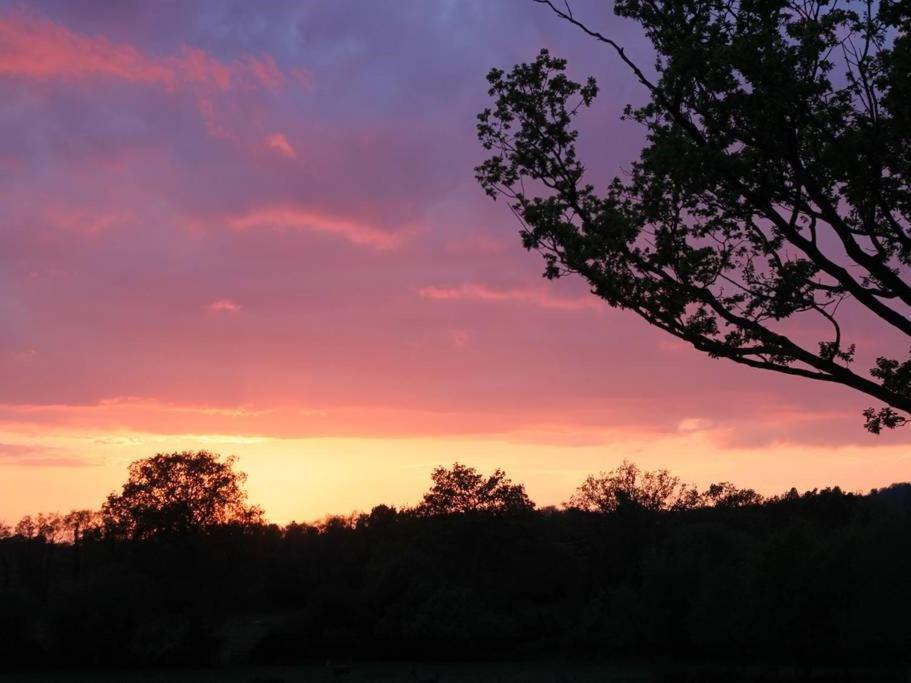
[229,206,405,249]
[243,56,286,90]
[208,299,241,313]
[0,11,284,92]
[289,67,314,88]
[0,443,95,468]
[0,398,631,442]
[265,132,297,159]
[0,11,170,84]
[43,207,134,236]
[418,283,602,311]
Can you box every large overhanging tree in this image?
[476,0,911,432]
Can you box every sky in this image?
[1,0,909,524]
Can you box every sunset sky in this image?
[1,0,909,524]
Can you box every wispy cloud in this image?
[230,206,405,249]
[0,9,292,142]
[43,206,134,236]
[418,283,602,311]
[0,442,97,467]
[208,298,241,313]
[266,132,297,159]
[0,10,284,91]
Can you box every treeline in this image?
[1,451,911,669]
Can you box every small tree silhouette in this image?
[702,482,764,508]
[416,462,535,515]
[101,450,262,540]
[567,460,699,512]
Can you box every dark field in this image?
[5,464,911,675]
[0,662,911,683]
[1,662,909,683]
[0,661,911,683]
[0,662,648,683]
[6,485,911,671]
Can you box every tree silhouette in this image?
[567,460,700,512]
[703,481,764,508]
[415,462,535,515]
[101,450,262,540]
[357,504,399,529]
[476,0,911,431]
[11,511,100,543]
[4,458,911,667]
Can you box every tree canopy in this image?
[415,462,535,515]
[4,455,911,668]
[567,460,704,512]
[101,450,262,540]
[476,0,911,431]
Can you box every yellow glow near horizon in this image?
[2,425,911,526]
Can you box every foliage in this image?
[414,462,535,515]
[703,480,765,508]
[476,0,911,430]
[1,464,910,668]
[12,510,102,544]
[3,454,911,667]
[566,460,701,512]
[101,450,263,540]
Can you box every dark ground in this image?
[5,484,911,674]
[0,662,908,683]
